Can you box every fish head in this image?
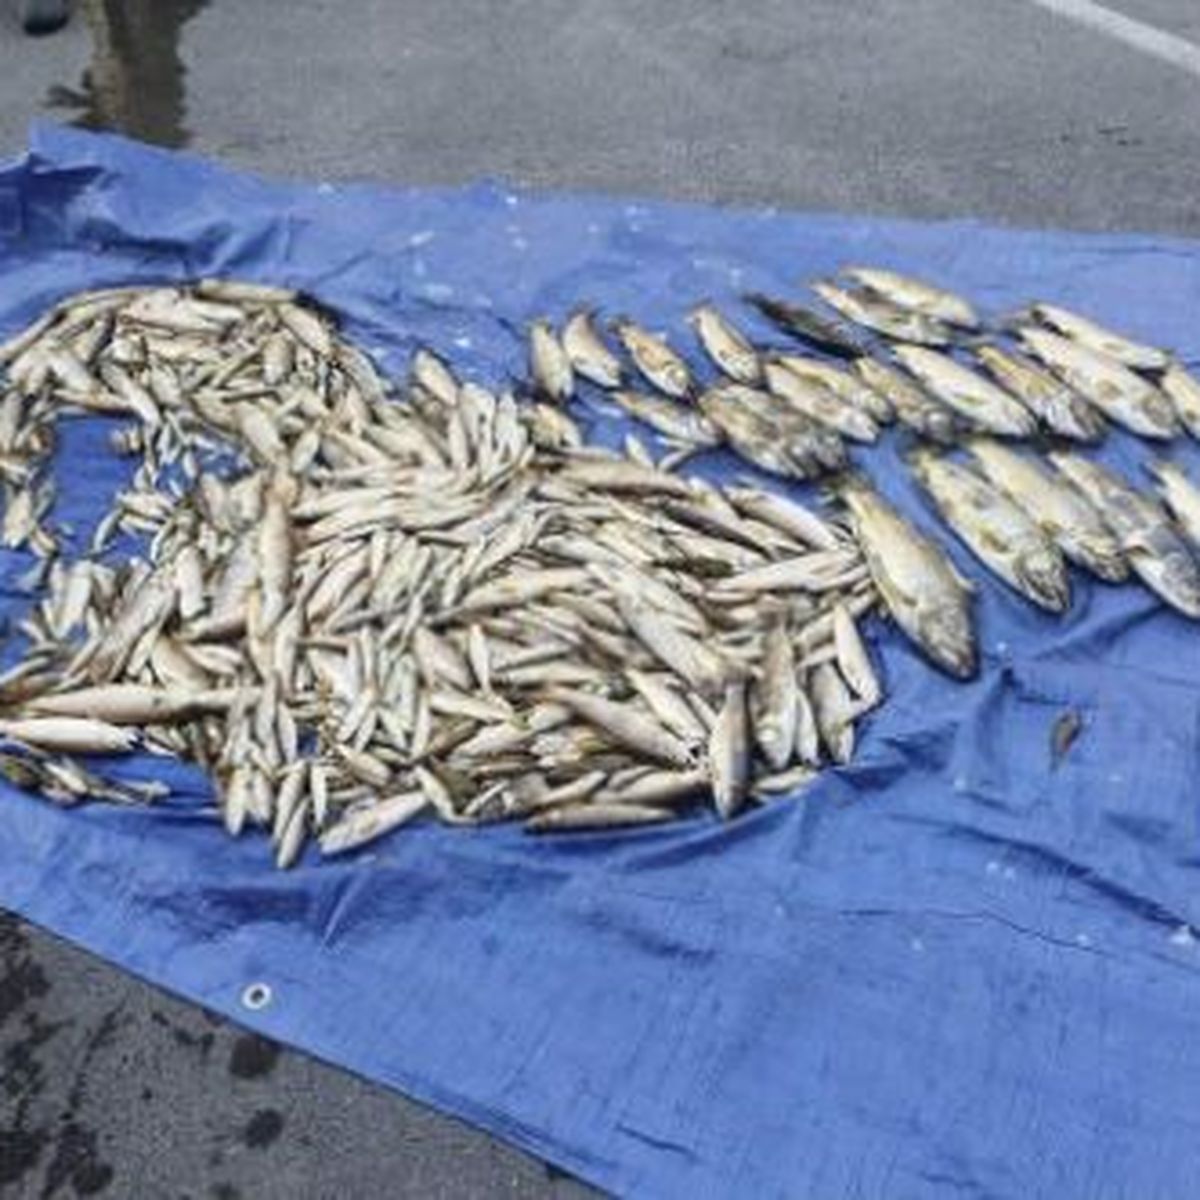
[0,752,44,791]
[925,409,963,446]
[1155,551,1200,619]
[809,428,847,472]
[1142,391,1182,435]
[1016,548,1071,613]
[1081,542,1130,584]
[665,364,692,395]
[1062,396,1108,443]
[918,604,977,680]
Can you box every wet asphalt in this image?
[2,1,1200,1197]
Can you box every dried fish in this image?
[966,439,1127,583]
[742,292,866,359]
[0,276,922,862]
[891,345,1036,438]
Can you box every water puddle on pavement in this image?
[45,0,209,148]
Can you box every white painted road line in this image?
[1022,0,1200,79]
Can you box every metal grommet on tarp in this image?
[241,982,273,1012]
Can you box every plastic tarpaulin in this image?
[3,123,1200,1199]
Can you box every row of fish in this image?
[526,268,1200,461]
[0,282,890,863]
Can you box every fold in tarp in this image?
[2,124,1200,1198]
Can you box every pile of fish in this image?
[0,281,886,864]
[528,267,1200,649]
[3,262,1200,865]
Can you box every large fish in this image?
[838,477,977,679]
[771,354,892,423]
[910,451,1070,612]
[812,280,954,346]
[841,266,980,329]
[1028,302,1169,371]
[975,344,1106,443]
[1146,460,1200,553]
[562,308,622,388]
[891,345,1036,438]
[763,360,879,443]
[612,318,693,399]
[1019,328,1178,439]
[742,292,866,359]
[852,357,965,445]
[688,303,762,385]
[1051,453,1200,618]
[1160,362,1200,440]
[966,439,1127,582]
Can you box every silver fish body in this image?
[562,309,622,388]
[688,303,762,386]
[1030,303,1169,371]
[1051,453,1200,618]
[851,357,965,444]
[840,479,976,679]
[975,345,1106,443]
[1019,328,1178,440]
[842,266,979,329]
[1147,460,1200,554]
[910,451,1069,612]
[612,319,692,399]
[763,360,879,443]
[891,345,1036,438]
[1161,362,1200,440]
[812,280,953,346]
[966,439,1127,582]
[529,319,574,403]
[708,677,751,819]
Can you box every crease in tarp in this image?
[3,123,1200,1198]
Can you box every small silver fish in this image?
[688,303,762,385]
[612,318,693,399]
[562,308,622,388]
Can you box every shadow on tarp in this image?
[2,123,1200,1198]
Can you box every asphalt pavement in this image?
[2,1,1200,1196]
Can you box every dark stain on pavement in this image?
[0,915,118,1196]
[0,915,50,1029]
[228,1033,281,1080]
[242,1108,284,1150]
[39,1121,114,1197]
[69,1005,127,1109]
[151,1009,215,1058]
[0,1126,48,1189]
[45,0,210,148]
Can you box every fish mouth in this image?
[1018,559,1071,614]
[1085,552,1130,585]
[920,611,977,681]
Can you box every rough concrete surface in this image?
[2,0,1200,1196]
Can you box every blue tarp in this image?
[2,123,1200,1199]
